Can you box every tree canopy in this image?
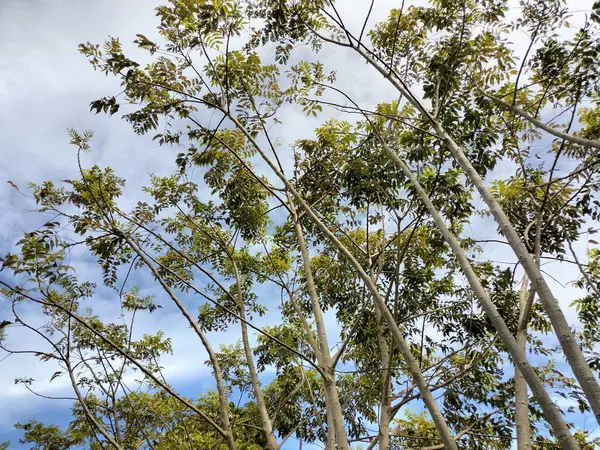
[2,0,600,449]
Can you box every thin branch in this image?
[483,92,600,151]
[566,237,600,297]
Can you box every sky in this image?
[0,0,597,448]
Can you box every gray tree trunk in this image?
[229,115,460,450]
[353,43,600,430]
[515,276,532,450]
[290,198,350,450]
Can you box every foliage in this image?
[3,0,600,449]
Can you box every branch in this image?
[0,280,229,440]
[566,237,600,297]
[483,92,600,151]
[409,405,511,450]
[113,221,322,375]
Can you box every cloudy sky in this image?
[0,0,597,448]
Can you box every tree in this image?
[2,0,600,449]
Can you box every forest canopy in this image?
[2,0,600,449]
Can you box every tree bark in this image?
[233,265,280,450]
[228,114,459,450]
[352,43,600,430]
[515,276,532,450]
[289,196,350,450]
[374,304,392,450]
[433,118,600,427]
[325,394,336,450]
[123,235,237,450]
[372,136,579,450]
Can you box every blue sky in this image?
[1,0,598,448]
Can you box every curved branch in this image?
[0,280,229,440]
[483,93,600,151]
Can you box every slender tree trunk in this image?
[353,45,600,426]
[286,294,336,450]
[235,277,279,450]
[372,137,579,450]
[286,290,336,449]
[65,349,125,450]
[123,235,237,450]
[299,366,331,448]
[109,389,123,446]
[432,120,600,426]
[374,304,392,450]
[515,275,532,450]
[325,394,336,450]
[228,115,459,450]
[289,195,350,450]
[198,334,237,450]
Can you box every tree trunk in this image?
[290,195,350,450]
[229,114,459,450]
[515,276,532,450]
[235,275,279,450]
[354,45,600,426]
[374,304,392,450]
[123,235,237,449]
[325,394,336,450]
[431,121,600,426]
[373,137,579,450]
